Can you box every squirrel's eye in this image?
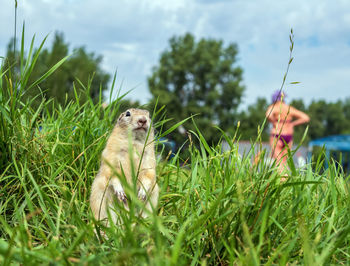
[125,111,131,117]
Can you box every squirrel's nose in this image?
[138,117,147,127]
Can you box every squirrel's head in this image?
[117,108,153,141]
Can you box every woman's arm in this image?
[290,107,310,127]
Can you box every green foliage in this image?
[4,31,110,110]
[308,99,350,140]
[148,33,245,146]
[238,97,269,141]
[289,98,309,143]
[343,98,350,132]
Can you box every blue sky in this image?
[1,0,350,108]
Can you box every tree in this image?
[5,32,110,109]
[303,100,325,140]
[342,98,350,134]
[289,98,309,143]
[148,33,245,145]
[307,100,350,140]
[238,98,269,141]
[324,101,348,136]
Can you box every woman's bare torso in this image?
[266,101,295,135]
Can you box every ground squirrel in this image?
[90,108,159,225]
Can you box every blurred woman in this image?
[266,91,310,174]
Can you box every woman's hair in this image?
[271,90,286,103]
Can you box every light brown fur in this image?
[90,108,159,225]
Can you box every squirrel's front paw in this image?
[115,190,127,204]
[138,187,147,201]
[113,183,127,204]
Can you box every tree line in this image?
[3,32,350,146]
[4,32,110,111]
[238,97,350,144]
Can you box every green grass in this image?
[1,33,350,265]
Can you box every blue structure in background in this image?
[308,135,350,171]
